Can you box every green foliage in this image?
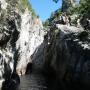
[18,0,36,17]
[43,19,50,28]
[64,0,90,16]
[43,8,62,28]
[67,5,79,15]
[21,0,31,10]
[79,0,90,15]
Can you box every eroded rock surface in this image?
[0,0,44,89]
[16,10,44,75]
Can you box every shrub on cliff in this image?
[79,0,90,16]
[43,8,62,28]
[21,0,36,17]
[6,0,36,17]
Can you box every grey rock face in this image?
[43,24,90,89]
[0,0,20,88]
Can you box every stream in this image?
[18,55,47,90]
[18,72,47,90]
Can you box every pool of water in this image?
[18,70,47,90]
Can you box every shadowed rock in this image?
[43,24,90,90]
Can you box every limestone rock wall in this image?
[0,0,21,88]
[0,0,44,88]
[16,10,44,75]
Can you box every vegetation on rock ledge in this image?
[21,0,36,17]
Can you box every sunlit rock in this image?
[0,0,7,10]
[16,10,44,76]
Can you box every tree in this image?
[53,0,59,3]
[53,0,76,12]
[17,0,36,17]
[79,0,90,15]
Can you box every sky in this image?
[29,0,62,21]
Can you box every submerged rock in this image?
[1,72,20,90]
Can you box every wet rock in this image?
[1,79,19,90]
[25,62,33,74]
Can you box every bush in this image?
[21,0,36,17]
[79,0,90,15]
